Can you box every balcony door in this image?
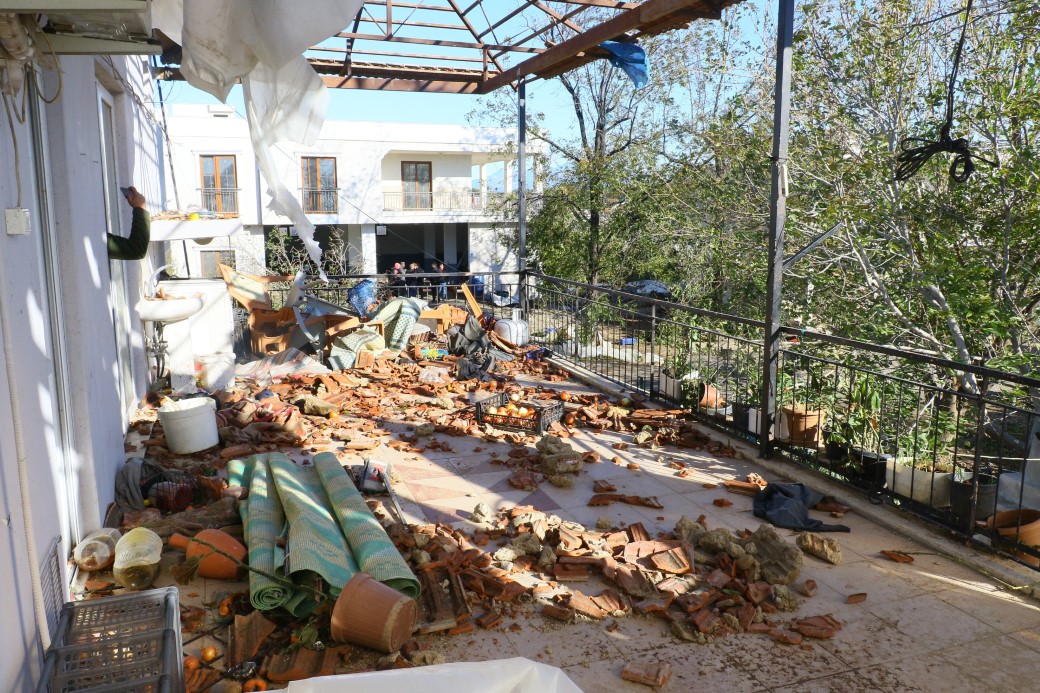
[200,154,238,214]
[402,161,431,210]
[302,156,337,213]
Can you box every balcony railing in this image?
[301,188,339,214]
[382,191,486,212]
[199,188,240,215]
[257,269,1040,571]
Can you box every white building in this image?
[0,46,164,690]
[155,104,543,280]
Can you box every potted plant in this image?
[829,379,888,486]
[887,410,956,507]
[778,368,829,448]
[949,469,999,531]
[730,367,763,436]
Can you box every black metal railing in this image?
[199,187,239,215]
[258,268,1040,569]
[523,272,1040,570]
[301,188,338,214]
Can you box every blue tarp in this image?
[600,41,649,88]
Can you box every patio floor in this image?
[102,368,1040,692]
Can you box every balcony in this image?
[199,187,240,216]
[301,187,339,214]
[382,191,490,212]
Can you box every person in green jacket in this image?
[107,185,150,260]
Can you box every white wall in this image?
[380,153,473,194]
[0,54,161,692]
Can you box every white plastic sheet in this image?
[286,657,583,693]
[152,0,365,278]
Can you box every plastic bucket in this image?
[158,397,219,454]
[113,527,163,590]
[197,353,235,392]
[331,573,417,653]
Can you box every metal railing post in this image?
[969,370,988,535]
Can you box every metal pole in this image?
[760,0,795,458]
[517,80,528,317]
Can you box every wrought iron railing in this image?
[301,188,339,214]
[199,187,240,215]
[260,268,1040,570]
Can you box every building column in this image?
[479,163,487,209]
[424,224,436,265]
[443,224,457,268]
[360,224,378,274]
[503,159,513,195]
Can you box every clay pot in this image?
[984,509,1040,567]
[781,404,826,447]
[697,383,721,409]
[169,529,247,580]
[331,573,417,653]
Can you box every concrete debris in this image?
[746,524,803,585]
[796,532,843,565]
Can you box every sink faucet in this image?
[148,263,176,297]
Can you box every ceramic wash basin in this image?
[136,295,204,323]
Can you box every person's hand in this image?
[124,186,146,209]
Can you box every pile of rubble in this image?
[380,504,843,656]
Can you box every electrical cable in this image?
[894,0,997,183]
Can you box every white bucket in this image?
[197,352,235,392]
[158,397,219,454]
[494,318,529,347]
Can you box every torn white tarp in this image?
[287,658,582,693]
[151,0,365,279]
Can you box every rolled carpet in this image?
[313,452,420,598]
[268,454,360,615]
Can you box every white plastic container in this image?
[73,528,122,572]
[493,318,529,347]
[113,527,163,590]
[196,352,235,392]
[158,397,219,454]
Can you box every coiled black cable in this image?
[894,0,997,183]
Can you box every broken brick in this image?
[691,609,720,633]
[542,604,575,622]
[567,591,608,620]
[648,547,692,575]
[846,592,868,604]
[476,611,504,629]
[620,662,672,688]
[790,614,843,639]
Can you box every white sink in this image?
[136,296,204,323]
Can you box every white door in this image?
[98,85,135,428]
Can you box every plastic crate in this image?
[53,587,180,647]
[37,588,183,693]
[40,631,180,692]
[475,393,562,435]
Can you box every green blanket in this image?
[313,453,419,598]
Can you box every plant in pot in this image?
[658,348,696,404]
[730,368,763,436]
[778,368,830,449]
[889,408,957,507]
[834,379,889,487]
[949,467,999,532]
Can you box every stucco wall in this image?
[0,55,161,692]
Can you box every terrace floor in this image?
[94,366,1040,692]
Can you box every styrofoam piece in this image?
[288,657,581,693]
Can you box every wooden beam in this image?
[310,45,485,65]
[319,75,480,93]
[334,32,544,54]
[477,0,723,93]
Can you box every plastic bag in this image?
[287,657,581,693]
[418,366,450,383]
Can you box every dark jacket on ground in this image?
[107,207,150,260]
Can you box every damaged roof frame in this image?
[154,0,744,94]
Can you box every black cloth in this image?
[107,207,150,260]
[752,482,851,532]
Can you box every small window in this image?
[302,156,338,213]
[402,161,432,210]
[200,250,235,278]
[200,155,239,215]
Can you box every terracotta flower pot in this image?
[331,573,417,653]
[169,529,247,580]
[781,404,826,447]
[697,383,721,409]
[984,509,1040,567]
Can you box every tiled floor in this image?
[117,373,1040,692]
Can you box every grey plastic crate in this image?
[37,588,183,693]
[54,587,180,647]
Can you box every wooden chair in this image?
[217,263,294,312]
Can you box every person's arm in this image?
[107,186,150,260]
